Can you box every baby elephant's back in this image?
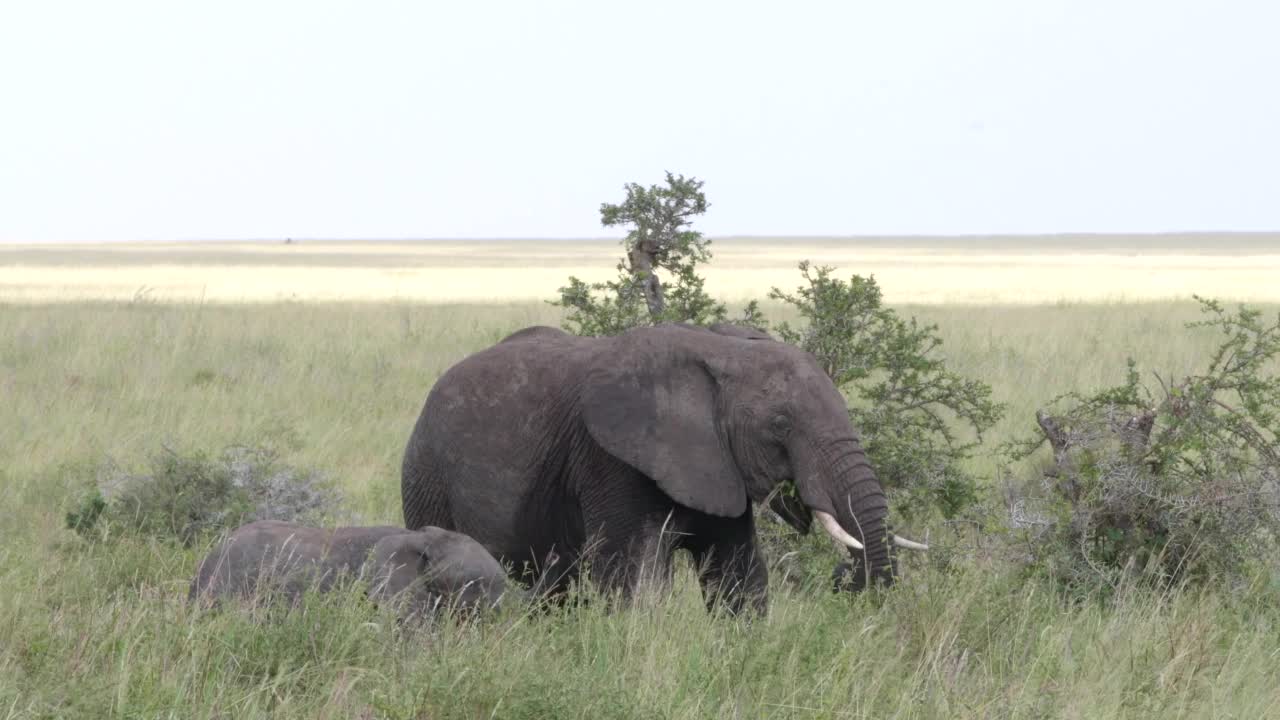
[189,520,408,602]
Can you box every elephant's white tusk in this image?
[891,534,930,551]
[814,510,864,551]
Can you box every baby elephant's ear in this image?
[370,532,432,602]
[373,528,507,613]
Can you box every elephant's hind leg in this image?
[401,456,452,532]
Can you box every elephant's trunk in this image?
[796,436,893,587]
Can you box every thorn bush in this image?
[1007,297,1280,589]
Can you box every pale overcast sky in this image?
[1,1,1276,242]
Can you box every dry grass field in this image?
[4,235,1280,718]
[3,233,1280,304]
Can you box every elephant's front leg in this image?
[687,510,769,616]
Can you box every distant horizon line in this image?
[6,230,1280,245]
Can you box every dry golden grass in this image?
[4,234,1280,304]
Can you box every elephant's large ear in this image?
[581,328,748,518]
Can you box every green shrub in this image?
[64,489,107,539]
[768,262,1004,522]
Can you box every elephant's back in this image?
[416,330,589,449]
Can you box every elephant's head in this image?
[370,526,512,616]
[581,323,925,589]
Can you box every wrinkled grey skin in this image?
[401,323,896,615]
[188,520,512,616]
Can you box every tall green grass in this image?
[4,300,1279,718]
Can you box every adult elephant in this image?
[400,322,924,614]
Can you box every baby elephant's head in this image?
[370,526,511,617]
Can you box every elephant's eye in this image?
[768,414,792,437]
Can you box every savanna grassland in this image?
[4,236,1280,719]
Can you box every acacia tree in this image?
[553,172,762,335]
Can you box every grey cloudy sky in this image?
[1,0,1276,242]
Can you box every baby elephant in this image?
[189,520,511,616]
